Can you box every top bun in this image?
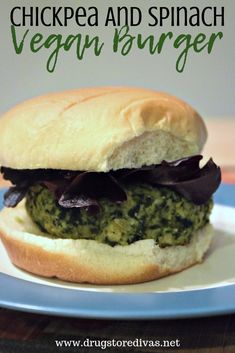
[0,87,207,171]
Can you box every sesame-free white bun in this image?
[0,202,213,285]
[0,87,207,171]
[0,87,211,285]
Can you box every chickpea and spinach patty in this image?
[26,184,212,247]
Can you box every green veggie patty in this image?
[25,184,212,247]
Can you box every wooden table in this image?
[0,118,235,353]
[0,309,234,353]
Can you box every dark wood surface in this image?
[0,308,235,352]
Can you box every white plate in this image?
[1,201,235,319]
[0,204,235,294]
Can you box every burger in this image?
[0,87,221,284]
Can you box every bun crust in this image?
[0,87,207,171]
[0,202,213,284]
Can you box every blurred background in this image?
[0,0,234,168]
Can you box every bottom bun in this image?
[0,201,213,285]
